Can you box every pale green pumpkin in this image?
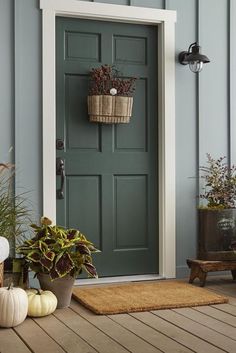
[26,288,57,317]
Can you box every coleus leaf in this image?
[40,256,53,271]
[76,243,91,255]
[87,244,100,253]
[67,229,78,240]
[82,262,98,278]
[30,223,40,230]
[40,216,52,226]
[49,268,59,280]
[61,240,75,249]
[44,251,55,261]
[39,240,48,252]
[24,239,35,247]
[44,238,56,246]
[36,229,47,240]
[55,252,74,277]
[17,245,32,252]
[26,250,41,262]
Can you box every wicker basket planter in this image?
[88,95,133,124]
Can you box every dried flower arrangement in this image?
[87,65,136,124]
[88,65,136,97]
[199,153,236,209]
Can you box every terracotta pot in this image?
[198,208,236,260]
[37,273,75,309]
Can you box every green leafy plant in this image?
[17,217,99,280]
[88,64,136,96]
[199,154,236,209]
[0,163,31,250]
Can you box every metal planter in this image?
[198,208,236,260]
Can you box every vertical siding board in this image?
[14,0,42,223]
[198,0,228,164]
[0,0,14,163]
[229,0,236,165]
[167,0,197,277]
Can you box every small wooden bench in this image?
[186,259,236,287]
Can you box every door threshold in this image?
[74,274,165,286]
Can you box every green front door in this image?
[56,17,158,277]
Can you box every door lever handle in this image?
[56,158,65,199]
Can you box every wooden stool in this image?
[186,259,236,287]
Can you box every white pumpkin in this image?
[26,288,57,317]
[0,236,10,262]
[0,284,28,327]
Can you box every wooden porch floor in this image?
[1,276,236,353]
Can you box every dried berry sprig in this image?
[88,64,136,97]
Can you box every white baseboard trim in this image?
[74,274,165,286]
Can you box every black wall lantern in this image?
[178,42,210,73]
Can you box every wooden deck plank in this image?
[70,301,161,353]
[211,303,236,315]
[14,317,65,353]
[205,283,236,303]
[0,328,32,353]
[173,307,236,340]
[54,307,129,353]
[131,311,226,353]
[34,311,97,353]
[154,309,235,353]
[109,313,194,353]
[193,305,236,328]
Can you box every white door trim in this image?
[40,0,177,279]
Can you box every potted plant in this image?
[87,64,136,124]
[17,217,99,308]
[198,154,236,260]
[0,163,30,286]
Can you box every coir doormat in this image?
[72,280,228,315]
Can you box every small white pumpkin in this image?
[0,236,10,262]
[26,288,57,317]
[0,283,28,327]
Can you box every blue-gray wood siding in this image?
[1,0,235,277]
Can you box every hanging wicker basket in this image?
[87,95,133,124]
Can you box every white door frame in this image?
[40,0,177,279]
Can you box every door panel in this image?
[115,79,147,151]
[67,176,102,248]
[114,175,148,249]
[56,17,158,277]
[66,75,101,151]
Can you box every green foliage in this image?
[17,217,99,280]
[199,154,236,209]
[0,164,30,248]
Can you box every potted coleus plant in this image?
[198,154,236,260]
[87,64,136,124]
[17,217,99,308]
